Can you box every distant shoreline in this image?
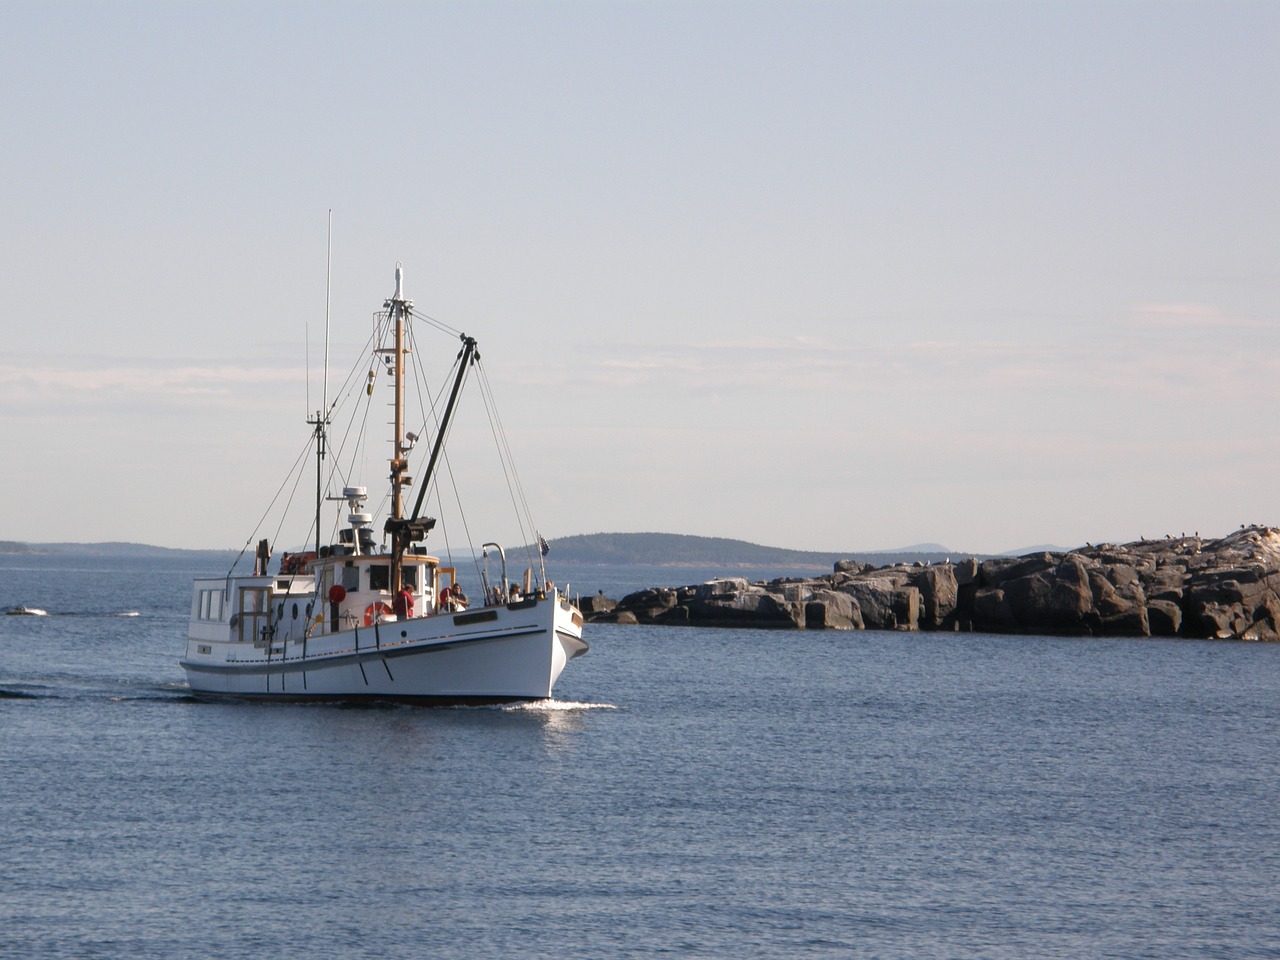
[1,531,1011,566]
[0,542,239,559]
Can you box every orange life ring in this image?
[363,601,393,626]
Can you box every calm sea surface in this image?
[2,554,1279,959]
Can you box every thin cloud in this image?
[0,361,305,404]
[500,321,1280,417]
[1130,303,1270,330]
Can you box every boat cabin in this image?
[189,552,464,647]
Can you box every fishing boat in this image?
[7,605,49,616]
[180,265,587,704]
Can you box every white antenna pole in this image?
[323,209,332,414]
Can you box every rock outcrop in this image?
[586,525,1280,641]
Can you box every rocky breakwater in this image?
[589,525,1280,640]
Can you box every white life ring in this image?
[363,602,393,626]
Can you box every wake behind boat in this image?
[180,265,586,704]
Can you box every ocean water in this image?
[2,554,1279,959]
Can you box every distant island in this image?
[541,532,987,568]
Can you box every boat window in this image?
[369,564,390,591]
[197,589,227,622]
[402,566,418,590]
[292,602,298,620]
[342,565,360,592]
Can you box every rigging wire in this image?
[403,320,455,566]
[323,323,382,484]
[270,443,318,557]
[475,359,541,575]
[226,320,373,578]
[320,307,449,551]
[404,313,546,584]
[404,318,463,446]
[225,433,316,578]
[235,295,548,597]
[403,319,492,585]
[401,320,467,513]
[286,316,384,551]
[406,305,462,338]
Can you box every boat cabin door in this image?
[237,586,271,643]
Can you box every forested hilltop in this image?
[545,532,967,568]
[0,540,238,560]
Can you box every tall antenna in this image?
[306,210,335,561]
[323,209,332,414]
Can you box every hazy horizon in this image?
[0,528,1120,561]
[3,1,1276,555]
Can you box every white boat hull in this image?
[181,593,586,705]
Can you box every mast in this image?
[384,263,411,594]
[308,409,326,558]
[311,212,333,561]
[380,264,478,590]
[323,211,332,438]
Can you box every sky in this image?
[2,0,1278,555]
